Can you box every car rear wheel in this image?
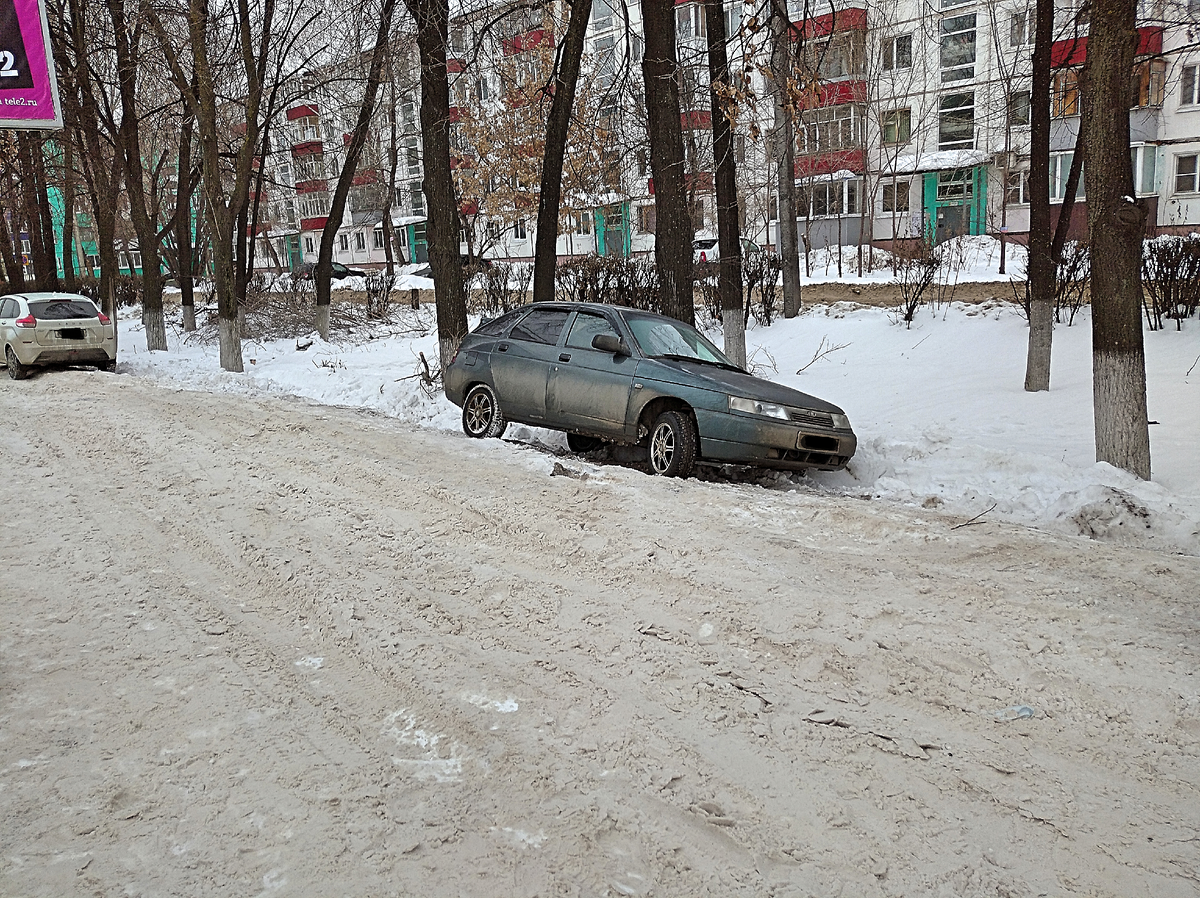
[567,433,604,454]
[6,346,28,380]
[647,410,697,477]
[102,358,117,373]
[462,383,507,438]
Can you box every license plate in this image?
[57,328,86,339]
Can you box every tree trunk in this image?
[406,0,468,364]
[1024,0,1055,391]
[0,205,24,290]
[108,0,168,351]
[176,113,198,332]
[1083,0,1150,479]
[61,133,78,291]
[532,0,592,304]
[705,0,744,366]
[642,0,695,325]
[18,135,56,290]
[771,12,802,319]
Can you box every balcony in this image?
[502,28,552,56]
[794,148,865,179]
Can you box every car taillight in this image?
[15,314,35,328]
[97,312,111,325]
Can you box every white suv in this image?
[1,292,117,380]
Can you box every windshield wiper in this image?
[656,353,744,373]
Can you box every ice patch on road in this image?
[464,693,519,713]
[383,710,465,783]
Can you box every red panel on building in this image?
[447,58,465,74]
[352,171,378,186]
[682,109,712,129]
[795,6,867,40]
[287,104,319,121]
[1050,26,1163,67]
[300,217,328,231]
[291,140,324,157]
[502,28,553,56]
[295,179,326,194]
[448,106,465,123]
[648,172,713,194]
[794,148,865,178]
[460,200,479,215]
[799,80,867,109]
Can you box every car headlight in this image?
[729,396,790,420]
[831,413,851,430]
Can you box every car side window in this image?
[565,312,619,351]
[509,308,570,346]
[0,298,15,318]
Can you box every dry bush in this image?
[1142,236,1200,330]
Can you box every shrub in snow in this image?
[1141,235,1200,330]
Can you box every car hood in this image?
[636,357,846,416]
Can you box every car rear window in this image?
[29,299,100,320]
[475,308,526,336]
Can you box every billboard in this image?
[0,0,62,129]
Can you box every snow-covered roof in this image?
[886,149,992,175]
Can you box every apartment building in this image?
[254,0,1200,276]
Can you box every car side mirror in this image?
[592,334,631,356]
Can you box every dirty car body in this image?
[444,302,856,477]
[1,292,117,379]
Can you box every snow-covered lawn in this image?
[115,289,1199,556]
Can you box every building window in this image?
[1131,59,1166,108]
[808,32,864,80]
[304,237,315,253]
[410,182,425,217]
[354,232,366,251]
[1010,8,1033,46]
[799,178,860,218]
[882,34,912,71]
[936,170,972,203]
[1050,152,1084,201]
[473,76,490,103]
[1175,154,1198,193]
[1131,145,1157,195]
[798,104,865,154]
[1008,89,1031,127]
[725,0,741,40]
[882,180,910,213]
[940,13,976,83]
[594,35,616,88]
[405,137,420,177]
[1053,69,1080,117]
[881,108,911,144]
[1006,170,1028,205]
[938,92,975,150]
[675,3,705,40]
[637,204,656,233]
[592,0,614,31]
[338,234,349,251]
[1183,65,1200,106]
[574,211,593,235]
[485,220,501,241]
[513,219,527,240]
[373,228,385,249]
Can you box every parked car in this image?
[295,261,371,281]
[1,292,117,380]
[444,302,856,477]
[693,237,719,264]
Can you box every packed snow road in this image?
[2,371,1198,898]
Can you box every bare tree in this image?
[532,0,593,304]
[769,3,801,318]
[705,0,744,365]
[404,0,469,363]
[312,0,401,339]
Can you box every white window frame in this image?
[1174,153,1198,194]
[882,34,912,71]
[882,180,911,213]
[940,13,977,83]
[1182,64,1199,107]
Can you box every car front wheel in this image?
[647,410,697,477]
[462,383,507,438]
[6,346,28,380]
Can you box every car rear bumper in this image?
[13,342,115,367]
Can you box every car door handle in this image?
[498,342,508,352]
[559,353,571,362]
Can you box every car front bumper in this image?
[694,408,857,471]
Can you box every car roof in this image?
[4,292,96,303]
[508,300,662,318]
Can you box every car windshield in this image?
[29,299,100,320]
[624,313,733,365]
